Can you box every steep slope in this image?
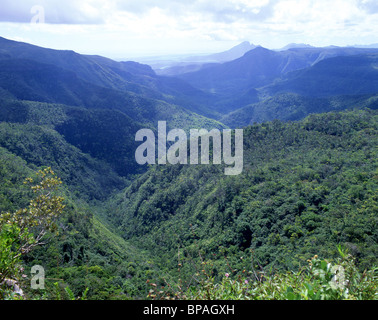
[1,37,377,301]
[178,47,296,96]
[0,97,225,180]
[0,58,218,126]
[0,36,154,93]
[203,41,257,63]
[178,46,378,105]
[263,53,378,98]
[155,41,257,76]
[0,121,125,200]
[105,110,378,279]
[0,36,219,118]
[212,51,378,122]
[221,93,378,128]
[0,51,226,178]
[0,148,160,300]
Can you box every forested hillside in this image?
[178,46,378,98]
[221,93,378,128]
[2,109,376,300]
[0,37,377,300]
[105,110,377,279]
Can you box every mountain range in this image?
[178,45,378,97]
[0,36,377,300]
[152,41,257,76]
[1,35,377,185]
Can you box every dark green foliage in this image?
[0,36,377,300]
[178,46,378,101]
[0,122,125,200]
[0,36,219,119]
[0,160,158,300]
[264,54,378,97]
[0,94,224,179]
[0,147,32,212]
[222,93,378,127]
[54,107,144,177]
[105,110,378,286]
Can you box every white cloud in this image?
[265,0,378,46]
[1,0,378,57]
[358,0,378,13]
[0,0,107,24]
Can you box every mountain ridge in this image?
[178,45,378,98]
[0,36,222,118]
[0,36,377,300]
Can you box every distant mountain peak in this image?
[250,45,269,51]
[202,41,258,62]
[233,41,255,50]
[242,45,272,57]
[278,43,314,51]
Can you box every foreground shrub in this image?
[148,251,378,300]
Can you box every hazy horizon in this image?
[1,0,378,60]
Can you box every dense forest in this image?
[0,37,377,300]
[106,110,377,294]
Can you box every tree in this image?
[0,168,65,288]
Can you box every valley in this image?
[0,37,377,300]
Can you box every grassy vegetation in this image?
[147,251,378,300]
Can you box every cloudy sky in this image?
[0,0,378,59]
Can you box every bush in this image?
[147,250,378,300]
[0,168,65,299]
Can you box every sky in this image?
[0,0,378,60]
